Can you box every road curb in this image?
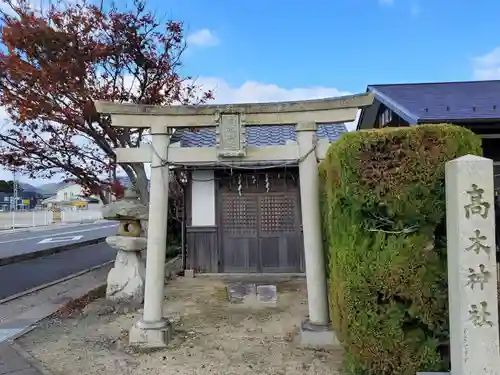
[0,268,111,344]
[0,237,108,267]
[0,261,114,305]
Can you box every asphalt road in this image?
[0,242,116,300]
[0,222,118,261]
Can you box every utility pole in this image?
[12,169,18,210]
[108,157,113,203]
[11,168,18,228]
[107,156,118,203]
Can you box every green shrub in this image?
[319,124,482,375]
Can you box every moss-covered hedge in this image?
[319,124,482,375]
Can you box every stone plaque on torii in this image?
[215,111,246,158]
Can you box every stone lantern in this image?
[101,188,149,303]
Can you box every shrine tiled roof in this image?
[172,123,348,148]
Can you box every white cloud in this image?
[473,47,500,80]
[186,29,219,47]
[193,77,358,130]
[0,0,52,16]
[196,78,350,103]
[0,77,357,182]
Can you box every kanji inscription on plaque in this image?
[469,301,494,327]
[220,114,240,150]
[464,184,490,219]
[217,113,246,157]
[466,264,491,290]
[465,229,491,255]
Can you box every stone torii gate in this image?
[94,93,374,348]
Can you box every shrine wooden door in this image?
[218,170,304,273]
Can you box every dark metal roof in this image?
[173,124,348,148]
[368,80,500,123]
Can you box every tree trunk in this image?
[133,163,149,204]
[99,190,108,205]
[122,163,149,204]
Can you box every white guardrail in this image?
[0,209,103,229]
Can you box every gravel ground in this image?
[16,276,343,375]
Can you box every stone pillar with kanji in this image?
[445,154,500,375]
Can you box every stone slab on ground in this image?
[257,285,278,303]
[227,282,278,305]
[16,276,343,375]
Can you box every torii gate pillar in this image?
[129,128,173,347]
[296,122,339,347]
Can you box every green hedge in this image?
[319,124,482,375]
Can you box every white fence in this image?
[0,208,103,229]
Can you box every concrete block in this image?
[129,319,173,348]
[299,319,340,348]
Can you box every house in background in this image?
[40,176,136,208]
[356,79,500,186]
[170,124,348,274]
[55,183,85,202]
[41,182,102,208]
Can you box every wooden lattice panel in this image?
[259,195,297,234]
[221,194,258,234]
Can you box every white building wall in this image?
[191,170,216,226]
[53,184,102,205]
[55,184,83,202]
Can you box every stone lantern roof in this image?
[101,188,149,221]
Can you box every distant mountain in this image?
[19,178,132,195]
[19,183,38,192]
[18,181,67,195]
[35,182,68,195]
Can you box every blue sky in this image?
[165,0,500,93]
[2,0,500,183]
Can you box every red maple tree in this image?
[0,0,212,203]
[109,178,125,200]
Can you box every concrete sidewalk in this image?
[0,343,48,375]
[0,265,112,375]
